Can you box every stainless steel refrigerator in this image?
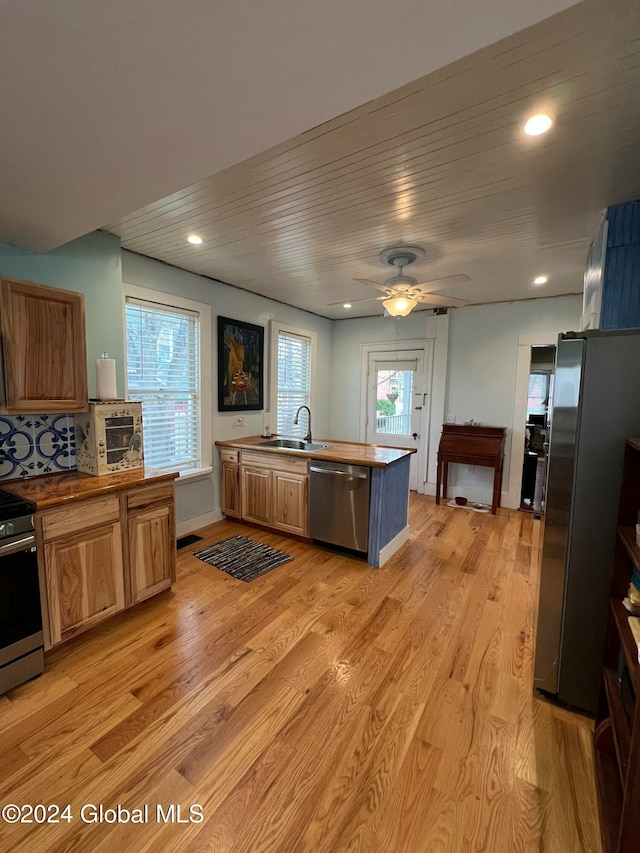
[534,329,640,713]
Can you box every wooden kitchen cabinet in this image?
[241,466,272,525]
[0,276,88,413]
[128,506,174,604]
[272,470,308,535]
[237,449,309,535]
[40,495,124,646]
[37,478,176,648]
[221,462,240,516]
[44,521,125,646]
[220,449,240,517]
[126,479,176,606]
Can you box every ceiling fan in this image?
[331,245,471,316]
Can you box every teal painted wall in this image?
[0,231,124,397]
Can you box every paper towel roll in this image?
[96,356,117,400]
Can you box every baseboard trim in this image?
[176,509,223,538]
[378,525,410,567]
[424,482,514,509]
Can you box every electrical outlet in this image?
[446,414,456,424]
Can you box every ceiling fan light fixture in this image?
[383,295,417,317]
[524,113,553,136]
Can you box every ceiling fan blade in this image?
[353,278,392,295]
[412,273,471,294]
[417,293,469,308]
[327,295,383,306]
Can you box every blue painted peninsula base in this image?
[367,455,411,567]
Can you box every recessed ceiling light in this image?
[533,275,548,285]
[524,114,553,136]
[343,303,352,308]
[187,234,203,245]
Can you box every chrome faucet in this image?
[293,405,312,443]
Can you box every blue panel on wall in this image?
[606,201,640,247]
[601,245,640,330]
[600,201,640,330]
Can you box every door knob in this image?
[412,432,418,440]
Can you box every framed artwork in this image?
[217,316,264,411]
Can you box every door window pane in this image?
[375,369,413,436]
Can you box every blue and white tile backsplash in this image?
[0,414,77,480]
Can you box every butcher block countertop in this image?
[1,467,179,510]
[216,435,415,468]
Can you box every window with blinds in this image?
[276,330,312,437]
[125,297,201,472]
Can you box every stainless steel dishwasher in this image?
[309,461,370,552]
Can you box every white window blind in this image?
[125,297,201,472]
[276,330,312,437]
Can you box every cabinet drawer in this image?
[240,450,308,474]
[41,496,120,541]
[127,481,174,511]
[220,448,239,464]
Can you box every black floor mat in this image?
[193,535,293,582]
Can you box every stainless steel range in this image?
[0,489,43,696]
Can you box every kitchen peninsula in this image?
[216,436,416,566]
[3,467,178,649]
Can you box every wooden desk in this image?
[435,424,506,514]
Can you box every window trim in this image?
[270,320,317,437]
[122,282,212,475]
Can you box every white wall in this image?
[444,294,582,505]
[329,312,433,439]
[328,310,449,491]
[121,250,334,530]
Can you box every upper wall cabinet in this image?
[0,277,88,413]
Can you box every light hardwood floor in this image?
[0,496,601,852]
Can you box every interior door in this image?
[365,349,429,491]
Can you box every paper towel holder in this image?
[95,351,121,401]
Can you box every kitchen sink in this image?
[257,438,332,452]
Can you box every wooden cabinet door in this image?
[0,277,88,413]
[44,522,125,645]
[128,505,176,605]
[221,462,240,517]
[241,467,272,525]
[272,471,308,535]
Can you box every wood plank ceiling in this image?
[107,0,640,319]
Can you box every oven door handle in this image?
[0,534,36,555]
